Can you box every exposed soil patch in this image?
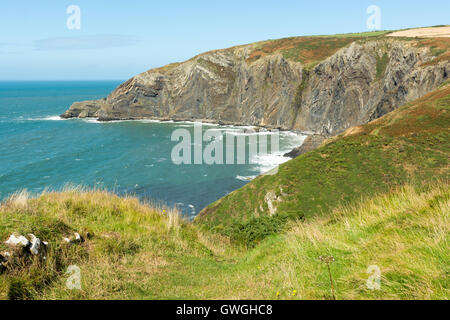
[388,27,450,38]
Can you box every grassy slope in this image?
[0,184,448,300]
[197,84,450,246]
[0,189,212,300]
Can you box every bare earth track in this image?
[388,26,450,38]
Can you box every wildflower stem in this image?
[327,264,336,300]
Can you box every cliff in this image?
[62,32,449,136]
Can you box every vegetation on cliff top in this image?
[148,28,449,75]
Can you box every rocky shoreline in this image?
[60,114,314,158]
[61,114,306,132]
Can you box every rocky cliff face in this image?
[294,40,449,135]
[62,36,449,135]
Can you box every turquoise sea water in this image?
[0,81,304,218]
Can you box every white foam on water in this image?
[283,132,307,149]
[249,132,307,175]
[203,128,306,177]
[20,115,66,121]
[236,175,257,181]
[42,116,64,121]
[175,121,219,126]
[232,131,273,136]
[83,118,101,123]
[251,152,291,174]
[221,125,257,130]
[188,204,196,216]
[140,119,163,123]
[78,118,222,126]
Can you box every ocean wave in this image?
[249,134,306,175]
[83,118,101,123]
[236,175,257,181]
[18,115,66,121]
[174,121,219,126]
[224,131,280,137]
[139,119,163,123]
[250,152,290,174]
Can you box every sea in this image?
[0,81,305,218]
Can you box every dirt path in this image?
[388,26,450,38]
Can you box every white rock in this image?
[5,234,30,247]
[63,232,85,245]
[28,234,42,255]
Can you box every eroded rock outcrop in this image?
[283,134,327,158]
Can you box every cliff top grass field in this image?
[0,82,448,300]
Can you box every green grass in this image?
[244,35,393,65]
[124,182,449,300]
[315,30,391,38]
[431,47,446,57]
[0,188,192,299]
[291,70,310,115]
[376,52,389,79]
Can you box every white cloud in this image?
[34,34,140,51]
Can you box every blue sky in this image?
[0,0,448,80]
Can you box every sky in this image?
[0,0,449,80]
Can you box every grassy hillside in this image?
[197,84,450,247]
[0,188,197,300]
[0,183,447,300]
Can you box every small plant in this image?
[319,255,336,300]
[224,213,291,248]
[292,70,310,112]
[376,52,389,80]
